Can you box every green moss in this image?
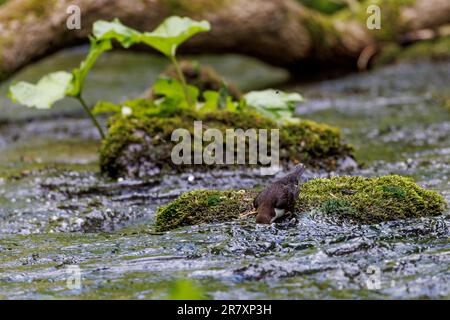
[445,99,450,112]
[302,9,341,55]
[155,189,256,231]
[376,37,450,66]
[320,199,358,217]
[299,175,446,224]
[0,0,56,22]
[162,0,229,15]
[100,100,354,178]
[335,0,415,42]
[155,175,446,231]
[298,0,345,15]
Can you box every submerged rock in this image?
[155,175,446,231]
[100,103,354,178]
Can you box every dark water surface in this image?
[0,50,449,299]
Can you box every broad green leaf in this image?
[93,18,141,48]
[67,38,112,97]
[201,90,220,112]
[244,89,303,110]
[8,71,73,109]
[141,16,210,57]
[153,77,199,108]
[243,89,303,122]
[200,90,237,113]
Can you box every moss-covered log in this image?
[155,175,447,231]
[99,101,354,178]
[1,0,450,79]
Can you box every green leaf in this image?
[153,77,199,108]
[8,71,73,109]
[200,90,219,112]
[200,90,237,113]
[67,38,112,97]
[141,16,210,57]
[243,89,303,123]
[93,18,141,48]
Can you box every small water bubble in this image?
[187,174,195,182]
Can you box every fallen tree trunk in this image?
[0,0,449,80]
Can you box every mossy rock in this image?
[298,175,446,224]
[100,102,354,178]
[155,175,446,231]
[155,189,257,231]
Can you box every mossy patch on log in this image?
[376,37,450,66]
[155,175,446,231]
[100,100,354,178]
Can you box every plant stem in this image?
[76,95,106,140]
[170,55,193,109]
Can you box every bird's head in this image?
[255,202,274,224]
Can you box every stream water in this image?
[0,49,449,299]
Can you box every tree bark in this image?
[0,0,448,80]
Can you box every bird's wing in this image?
[274,186,289,208]
[253,190,264,208]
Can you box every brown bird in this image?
[253,164,306,224]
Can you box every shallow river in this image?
[0,49,449,299]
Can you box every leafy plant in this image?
[9,38,112,139]
[94,17,210,109]
[140,17,210,108]
[8,16,210,140]
[9,15,303,140]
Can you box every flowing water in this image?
[0,49,449,299]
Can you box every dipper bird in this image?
[253,164,306,224]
